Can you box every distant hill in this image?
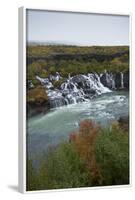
[27,41,81,47]
[27,45,129,57]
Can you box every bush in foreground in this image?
[27,119,129,191]
[95,123,129,186]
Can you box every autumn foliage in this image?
[69,120,102,185]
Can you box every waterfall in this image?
[39,73,113,108]
[50,98,66,108]
[36,71,128,108]
[65,98,69,105]
[68,73,71,80]
[82,73,111,95]
[49,72,61,81]
[120,72,124,89]
[71,97,77,104]
[36,75,53,89]
[105,72,116,89]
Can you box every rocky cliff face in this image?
[100,71,129,90]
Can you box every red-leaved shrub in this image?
[69,120,102,185]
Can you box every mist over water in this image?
[27,91,129,159]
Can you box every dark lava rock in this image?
[100,73,114,89]
[123,71,129,89]
[115,73,121,89]
[72,74,86,83]
[100,74,108,87]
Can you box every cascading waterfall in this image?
[36,73,112,108]
[84,73,111,95]
[36,75,53,89]
[35,71,127,108]
[120,72,124,89]
[105,72,116,89]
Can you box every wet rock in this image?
[100,73,115,89]
[123,71,129,89]
[115,73,121,89]
[72,74,86,83]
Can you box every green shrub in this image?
[27,86,48,106]
[26,160,38,191]
[37,143,91,190]
[95,125,129,186]
[52,78,67,89]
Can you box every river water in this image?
[27,91,129,159]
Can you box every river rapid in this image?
[27,91,129,159]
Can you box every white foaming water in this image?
[35,72,127,109]
[105,72,116,89]
[46,73,112,108]
[121,72,124,89]
[36,75,53,89]
[27,91,129,159]
[82,73,111,95]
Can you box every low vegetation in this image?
[27,86,49,116]
[27,45,129,57]
[27,86,48,106]
[27,45,129,82]
[27,119,129,191]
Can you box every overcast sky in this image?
[26,9,129,46]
